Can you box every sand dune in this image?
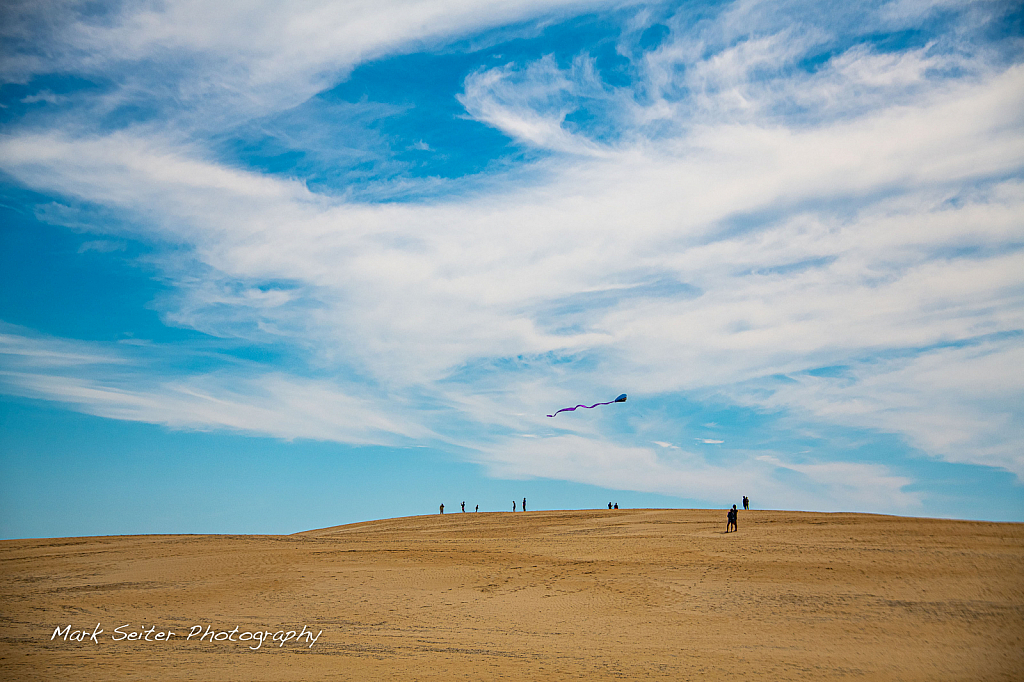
[1,509,1022,680]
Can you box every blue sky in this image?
[1,0,1022,539]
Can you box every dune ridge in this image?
[1,509,1022,680]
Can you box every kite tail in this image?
[546,400,615,417]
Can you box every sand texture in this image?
[1,509,1022,681]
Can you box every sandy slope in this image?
[1,509,1022,681]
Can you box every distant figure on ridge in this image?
[614,503,618,510]
[608,502,613,509]
[475,505,479,512]
[523,498,527,512]
[743,496,749,510]
[513,500,516,512]
[461,501,465,512]
[440,503,444,515]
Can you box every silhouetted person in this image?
[461,501,465,512]
[523,498,527,512]
[512,500,516,512]
[475,505,479,512]
[726,507,734,532]
[614,503,618,509]
[440,503,444,515]
[743,496,749,510]
[608,502,613,509]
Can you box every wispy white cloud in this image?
[77,239,127,254]
[20,90,67,105]
[1,0,632,122]
[754,453,917,511]
[477,435,921,512]
[733,335,1024,476]
[460,54,617,155]
[0,326,433,445]
[0,323,127,369]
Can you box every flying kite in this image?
[547,394,627,417]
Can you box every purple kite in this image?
[547,394,627,417]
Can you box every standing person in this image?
[512,500,516,512]
[475,505,479,512]
[523,497,527,512]
[614,503,618,509]
[608,502,613,509]
[726,506,734,532]
[743,496,749,510]
[439,503,444,515]
[461,501,465,512]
